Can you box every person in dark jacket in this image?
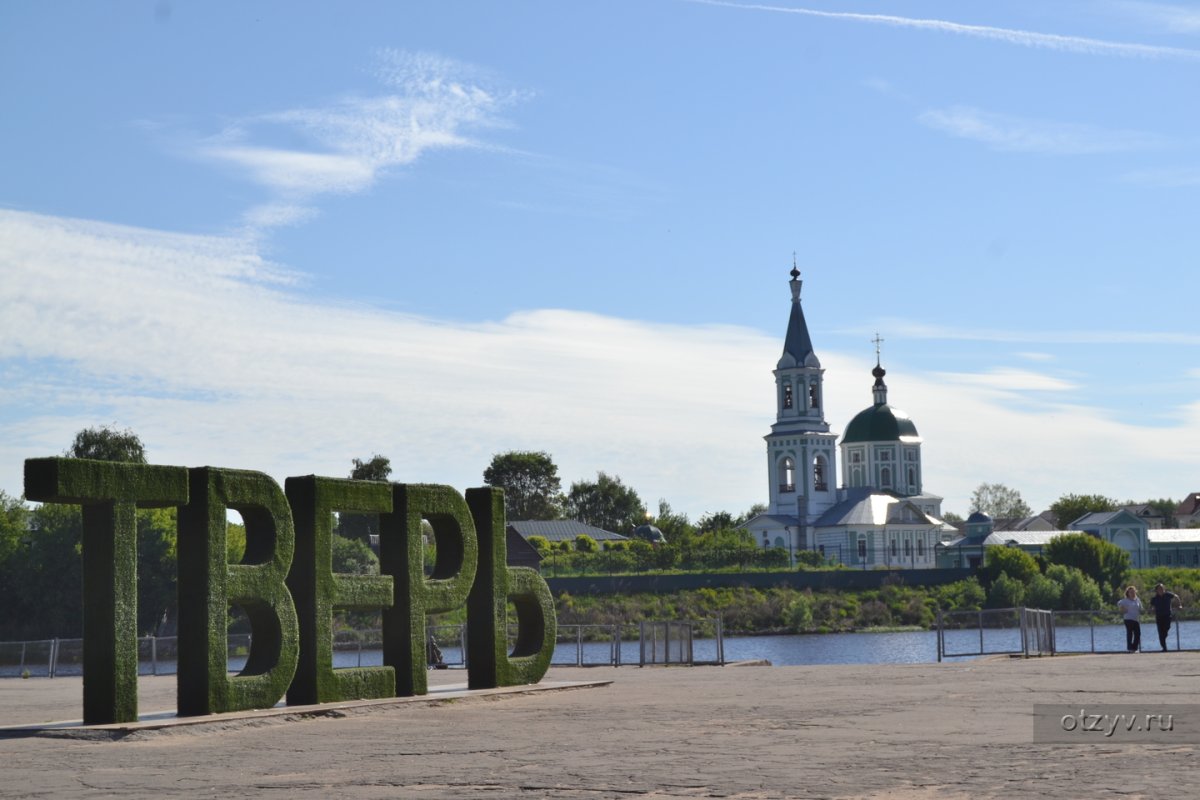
[1149,583,1182,652]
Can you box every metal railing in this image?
[1,618,728,677]
[936,607,1052,662]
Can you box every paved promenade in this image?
[2,654,1199,798]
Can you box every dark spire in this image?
[871,333,888,405]
[778,258,819,369]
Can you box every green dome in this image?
[841,403,920,444]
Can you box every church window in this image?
[850,451,862,464]
[780,457,795,493]
[850,466,863,487]
[783,383,793,409]
[774,537,785,548]
[879,450,892,461]
[907,467,915,487]
[881,467,892,488]
[890,539,897,557]
[809,383,819,409]
[813,455,828,491]
[857,537,867,559]
[904,539,912,557]
[905,450,917,461]
[917,539,925,557]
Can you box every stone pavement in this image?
[2,654,1199,798]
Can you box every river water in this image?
[6,620,1198,677]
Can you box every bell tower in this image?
[764,261,839,532]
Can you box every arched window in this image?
[907,467,916,488]
[813,455,828,491]
[881,466,892,488]
[779,457,795,493]
[809,384,819,409]
[904,539,912,557]
[857,536,867,560]
[782,383,793,409]
[850,466,863,487]
[773,536,785,548]
[917,538,925,557]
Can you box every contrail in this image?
[690,0,1200,61]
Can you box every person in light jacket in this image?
[1116,586,1142,653]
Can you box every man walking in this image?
[1149,583,1182,652]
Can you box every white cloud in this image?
[3,208,1199,520]
[1015,352,1055,362]
[1111,2,1200,33]
[933,368,1077,393]
[865,318,1200,346]
[196,50,518,235]
[691,0,1200,60]
[918,106,1165,154]
[1122,166,1200,187]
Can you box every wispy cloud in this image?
[1122,166,1200,187]
[867,319,1200,346]
[918,106,1165,154]
[1111,1,1200,33]
[691,0,1200,60]
[196,50,522,237]
[4,208,1200,518]
[933,367,1077,393]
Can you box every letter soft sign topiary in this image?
[23,457,557,724]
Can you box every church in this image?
[742,266,954,568]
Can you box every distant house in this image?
[507,519,628,547]
[1122,504,1166,530]
[1173,494,1200,528]
[991,511,1057,532]
[936,509,1200,569]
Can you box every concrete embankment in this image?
[1,655,1198,798]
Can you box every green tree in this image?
[1042,532,1129,599]
[1025,574,1063,610]
[338,454,393,544]
[1049,493,1118,529]
[969,483,1032,519]
[67,425,147,463]
[526,535,552,558]
[985,573,1026,608]
[652,500,696,545]
[350,454,392,482]
[565,472,646,534]
[483,451,563,521]
[1044,564,1103,610]
[574,534,599,553]
[697,510,737,534]
[979,546,1040,588]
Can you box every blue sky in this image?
[2,1,1199,521]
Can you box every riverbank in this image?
[3,654,1199,797]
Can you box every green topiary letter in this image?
[465,487,556,689]
[285,476,395,705]
[177,468,299,716]
[24,457,188,724]
[382,484,479,696]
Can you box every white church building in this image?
[743,266,954,568]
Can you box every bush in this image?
[986,573,1026,609]
[574,534,599,553]
[1043,533,1130,600]
[979,546,1039,588]
[1045,564,1103,610]
[1025,574,1063,610]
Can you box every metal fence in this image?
[936,607,1055,661]
[936,607,1197,661]
[1,618,726,677]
